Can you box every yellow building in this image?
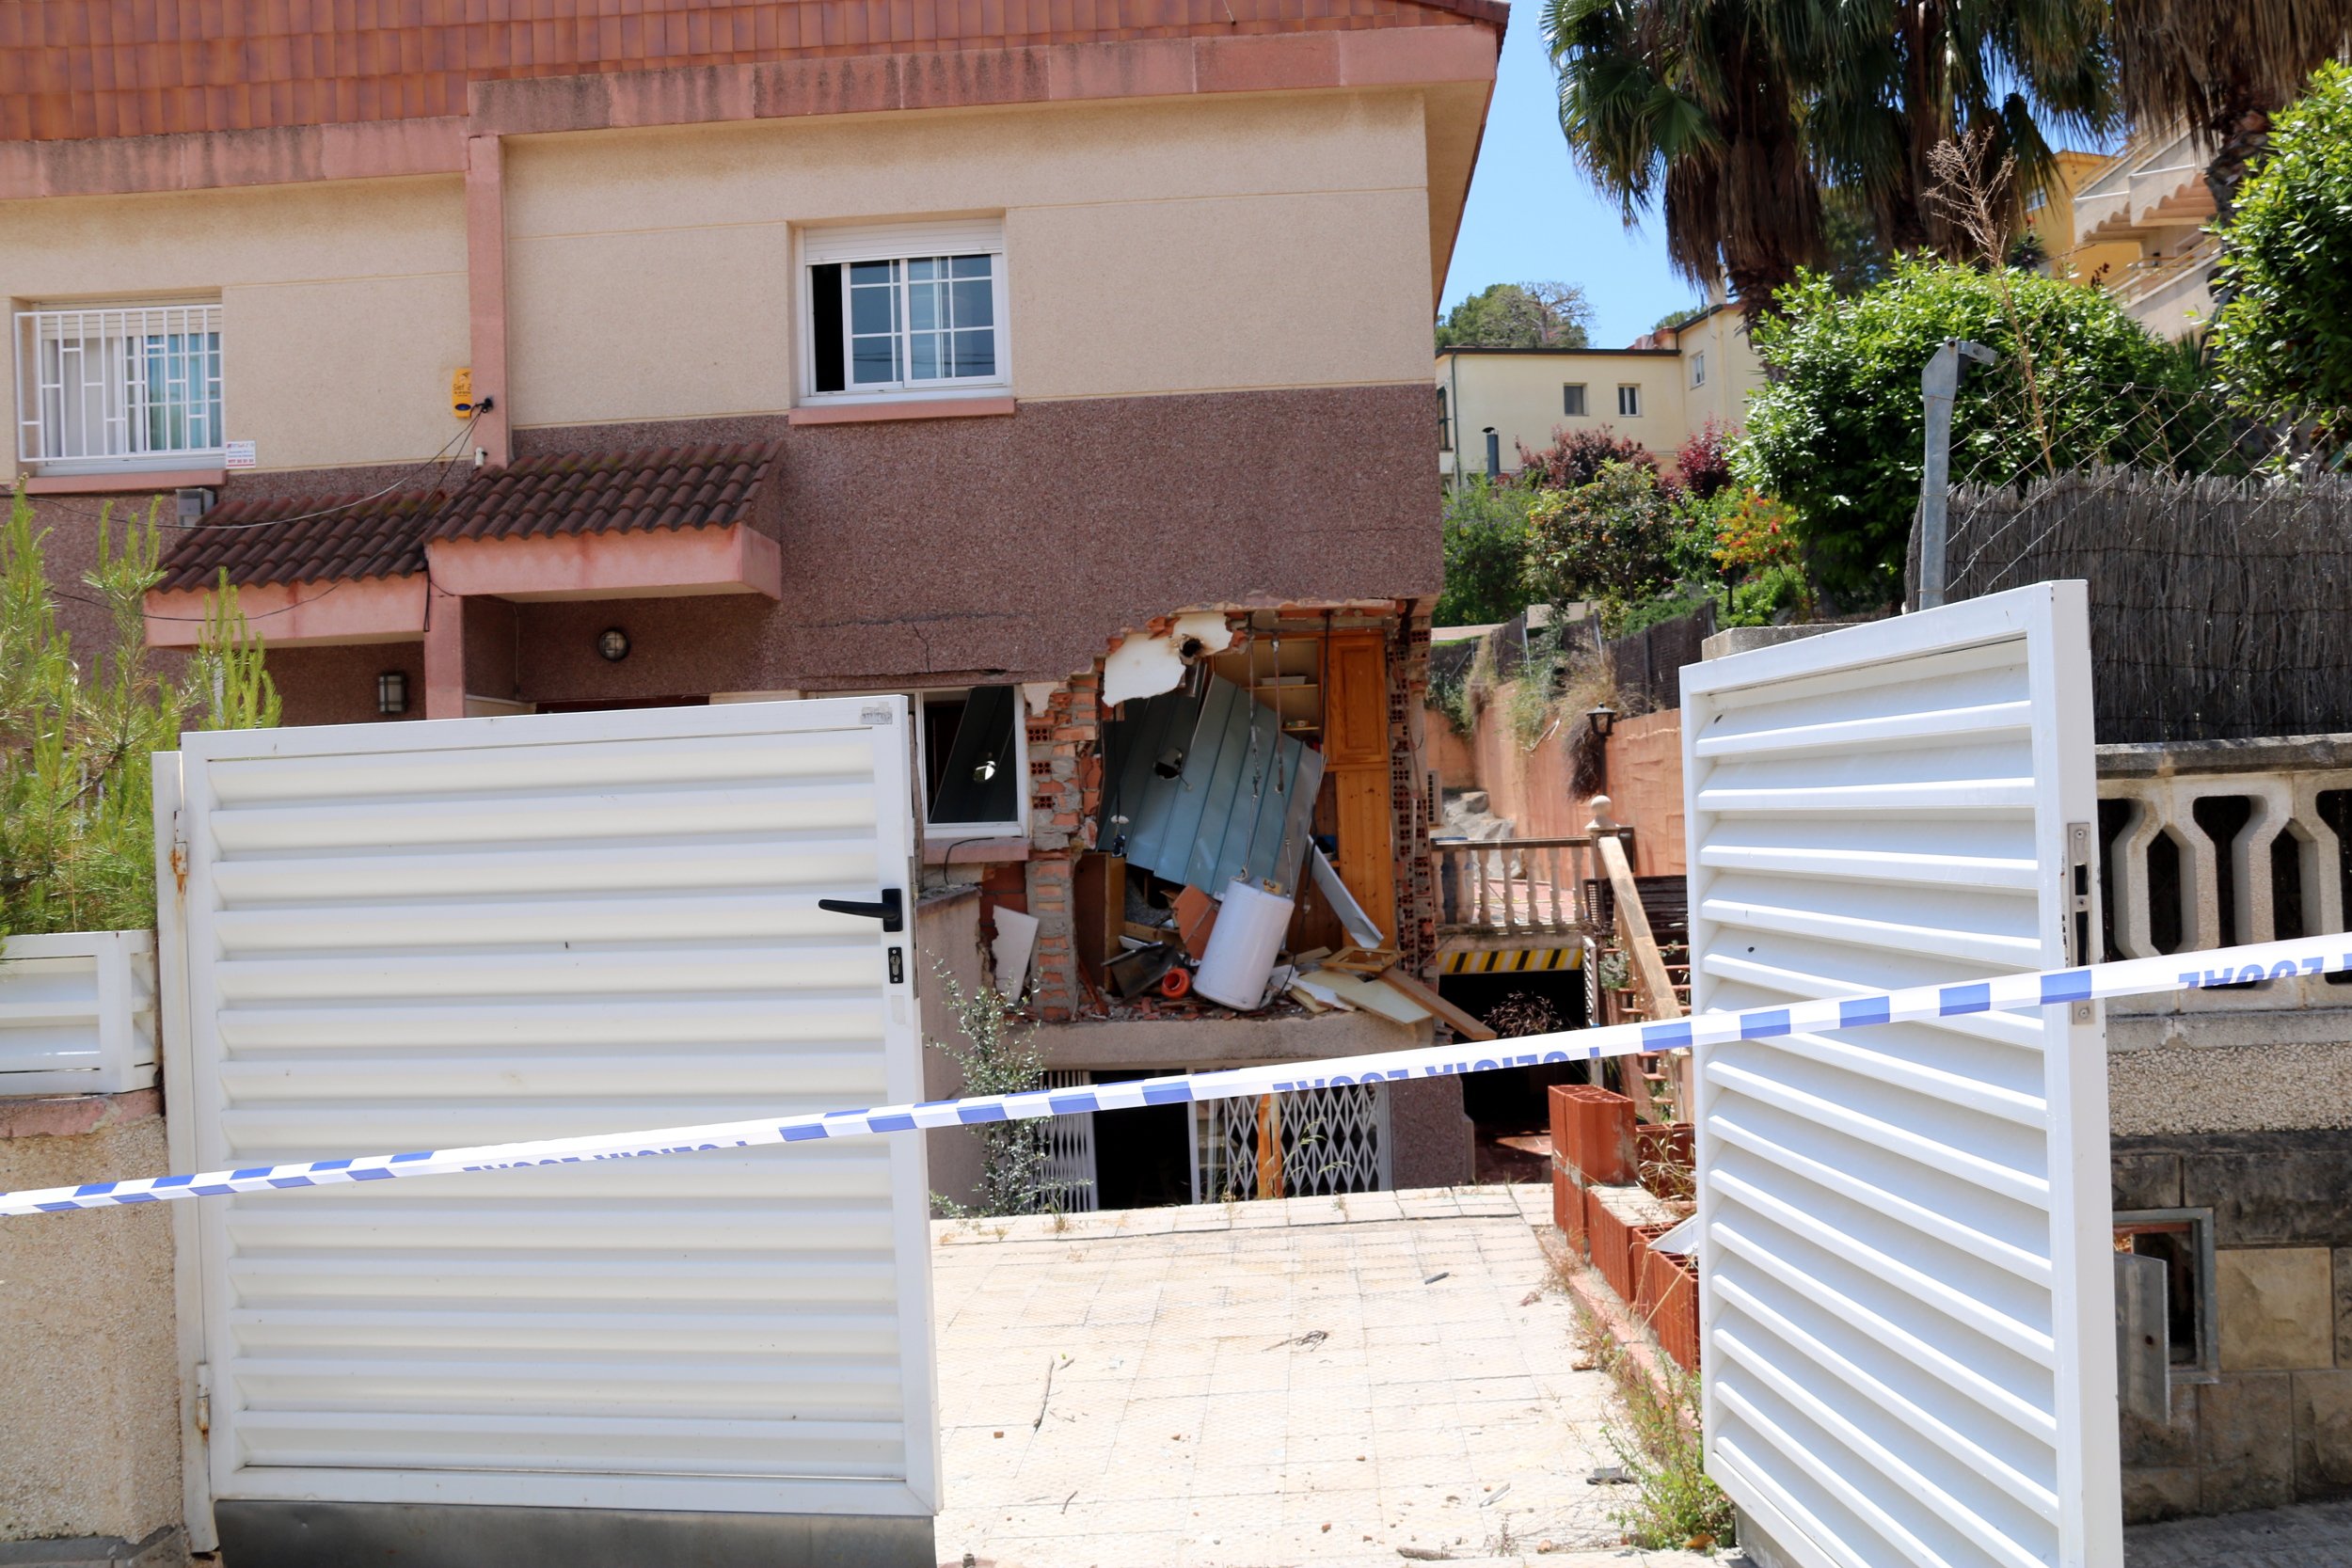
[1436,299,1765,483]
[2059,132,2217,340]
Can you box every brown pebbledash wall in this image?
[501,384,1439,699]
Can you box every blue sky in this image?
[1438,14,1708,348]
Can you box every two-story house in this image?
[4,0,1503,1209]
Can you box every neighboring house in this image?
[1,1,1504,1205]
[1436,298,1763,483]
[2066,127,2217,339]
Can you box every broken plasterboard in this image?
[1102,612,1238,706]
[1292,968,1429,1027]
[992,906,1040,1003]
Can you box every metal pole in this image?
[1915,339,1995,610]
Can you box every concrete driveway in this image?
[931,1186,1729,1568]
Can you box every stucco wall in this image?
[0,176,469,479]
[1440,350,1686,471]
[917,885,990,1213]
[502,90,1434,427]
[0,1094,182,1549]
[1443,686,1684,875]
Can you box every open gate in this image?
[1681,584,2122,1568]
[154,699,935,1560]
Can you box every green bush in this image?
[2211,61,2352,415]
[1521,461,1680,636]
[1436,478,1540,626]
[1737,258,2181,603]
[0,492,277,936]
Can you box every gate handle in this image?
[818,888,904,933]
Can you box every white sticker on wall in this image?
[224,441,256,469]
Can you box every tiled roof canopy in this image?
[158,444,777,592]
[157,491,441,593]
[426,445,773,544]
[0,0,1505,142]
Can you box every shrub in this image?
[2211,61,2352,415]
[1673,420,1736,501]
[1737,258,2180,603]
[927,963,1069,1218]
[1518,426,1661,492]
[0,493,277,936]
[1521,461,1680,635]
[1436,478,1539,626]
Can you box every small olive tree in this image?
[0,490,278,936]
[929,964,1068,1217]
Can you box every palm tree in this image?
[2109,0,2352,222]
[1547,0,1823,323]
[1546,0,2112,314]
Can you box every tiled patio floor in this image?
[931,1185,1727,1568]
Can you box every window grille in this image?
[15,303,224,471]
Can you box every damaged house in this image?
[2,0,1504,1206]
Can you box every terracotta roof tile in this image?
[7,0,1499,141]
[423,443,775,544]
[156,443,778,591]
[158,488,439,591]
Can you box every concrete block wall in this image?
[2112,1129,2352,1523]
[0,1092,184,1563]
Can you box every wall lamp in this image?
[1586,704,1619,739]
[377,671,407,715]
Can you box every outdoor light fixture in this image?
[596,627,630,662]
[972,754,998,784]
[376,671,407,715]
[1586,703,1619,738]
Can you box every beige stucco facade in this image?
[0,175,469,479]
[6,90,1439,482]
[1436,302,1765,480]
[504,91,1436,426]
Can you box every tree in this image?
[2110,0,2352,224]
[1,493,278,936]
[1544,0,2112,317]
[1436,281,1595,349]
[1436,479,1541,626]
[2209,61,2352,413]
[1735,257,2177,603]
[1546,0,1823,319]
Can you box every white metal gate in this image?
[1191,1082,1391,1201]
[155,699,934,1540]
[1036,1069,1099,1213]
[1681,584,2121,1568]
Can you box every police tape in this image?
[5,930,2348,1219]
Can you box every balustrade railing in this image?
[2096,738,2352,1009]
[1431,835,1600,937]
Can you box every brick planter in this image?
[1637,1243,1701,1372]
[1586,1184,1674,1307]
[1548,1083,1635,1186]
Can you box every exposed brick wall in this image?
[1022,671,1102,1020]
[1391,605,1438,979]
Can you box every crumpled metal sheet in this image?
[1105,676,1322,900]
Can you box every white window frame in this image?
[1563,383,1588,418]
[912,685,1028,843]
[14,298,226,474]
[1616,382,1642,418]
[1691,351,1707,387]
[798,219,1010,405]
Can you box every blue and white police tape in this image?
[6,930,2348,1220]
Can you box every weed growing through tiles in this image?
[1587,1309,1735,1553]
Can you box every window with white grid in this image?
[803,220,1009,402]
[15,302,224,472]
